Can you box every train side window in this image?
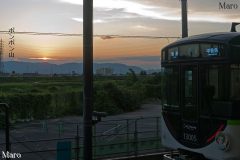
[231,64,240,100]
[209,67,219,99]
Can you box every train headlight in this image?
[215,132,230,151]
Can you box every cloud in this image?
[132,25,157,31]
[71,17,83,22]
[59,0,82,5]
[60,0,240,24]
[60,0,180,21]
[72,17,106,23]
[100,35,115,40]
[189,11,240,23]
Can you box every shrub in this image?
[93,81,140,114]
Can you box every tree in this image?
[127,68,137,84]
[140,70,147,75]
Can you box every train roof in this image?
[163,32,240,49]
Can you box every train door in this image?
[181,65,199,146]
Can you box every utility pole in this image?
[0,39,2,51]
[0,39,4,74]
[83,0,93,159]
[181,0,188,38]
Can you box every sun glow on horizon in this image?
[29,57,55,61]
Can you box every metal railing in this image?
[0,117,163,160]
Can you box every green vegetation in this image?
[0,72,162,121]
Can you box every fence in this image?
[0,117,163,160]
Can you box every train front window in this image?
[209,67,219,99]
[164,67,179,108]
[168,47,178,60]
[185,70,193,98]
[231,64,240,100]
[179,44,199,58]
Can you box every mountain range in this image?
[3,61,143,74]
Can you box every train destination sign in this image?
[206,47,219,56]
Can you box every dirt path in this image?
[56,102,162,123]
[108,102,161,119]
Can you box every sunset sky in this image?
[0,0,239,69]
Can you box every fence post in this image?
[0,103,11,157]
[126,119,129,156]
[156,117,160,149]
[42,120,48,133]
[75,124,80,160]
[5,105,10,155]
[58,122,64,138]
[93,125,97,158]
[134,119,138,157]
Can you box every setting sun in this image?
[29,57,53,61]
[42,57,50,61]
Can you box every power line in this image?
[0,31,180,39]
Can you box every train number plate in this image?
[182,121,199,144]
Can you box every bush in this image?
[144,84,162,99]
[93,81,141,114]
[0,91,83,120]
[0,93,51,120]
[49,91,83,117]
[0,74,164,120]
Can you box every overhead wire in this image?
[0,30,178,60]
[0,30,177,52]
[0,31,180,39]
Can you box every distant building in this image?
[96,67,113,76]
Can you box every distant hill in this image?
[3,61,143,74]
